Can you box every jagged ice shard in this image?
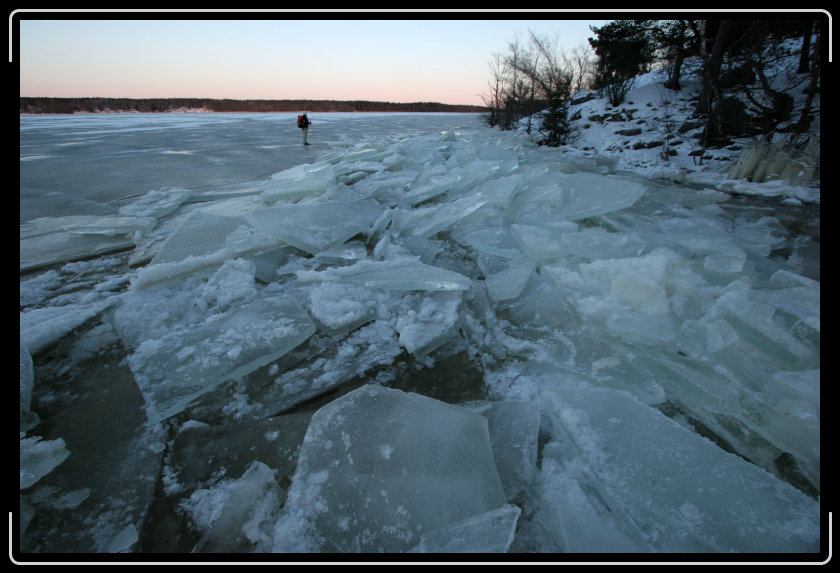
[115,259,316,423]
[271,385,509,553]
[540,386,820,552]
[246,198,381,255]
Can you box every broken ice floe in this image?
[19,436,70,490]
[539,386,820,552]
[189,460,284,553]
[260,163,337,203]
[271,385,510,553]
[20,298,118,355]
[119,187,194,219]
[246,198,381,255]
[298,259,471,292]
[20,343,38,432]
[20,123,820,553]
[63,215,157,237]
[19,188,197,273]
[149,340,539,552]
[408,504,522,553]
[20,218,135,273]
[115,260,317,423]
[462,400,541,501]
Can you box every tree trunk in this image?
[794,28,820,134]
[697,20,737,115]
[796,20,814,74]
[697,20,739,146]
[664,50,685,91]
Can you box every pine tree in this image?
[588,21,656,106]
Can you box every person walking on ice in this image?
[297,112,312,145]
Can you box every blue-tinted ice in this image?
[19,113,820,554]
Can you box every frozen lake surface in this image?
[19,112,821,559]
[20,112,477,224]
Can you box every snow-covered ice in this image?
[19,91,820,559]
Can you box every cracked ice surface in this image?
[20,115,819,555]
[114,259,316,424]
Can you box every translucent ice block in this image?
[390,195,488,239]
[541,387,820,552]
[716,295,816,370]
[340,261,471,291]
[20,436,70,490]
[408,504,521,553]
[402,171,462,206]
[606,311,676,343]
[512,225,645,263]
[451,223,524,259]
[274,385,507,552]
[395,291,463,356]
[64,215,157,237]
[125,295,316,424]
[20,221,135,273]
[260,163,336,203]
[702,247,747,274]
[119,186,193,219]
[20,298,118,355]
[192,460,282,553]
[134,212,279,289]
[485,259,535,302]
[463,400,541,501]
[314,242,366,268]
[246,199,381,255]
[516,172,646,221]
[150,210,247,265]
[257,320,403,418]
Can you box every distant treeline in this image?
[19,97,487,114]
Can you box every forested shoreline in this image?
[482,18,822,149]
[19,97,487,114]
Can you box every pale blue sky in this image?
[17,14,612,106]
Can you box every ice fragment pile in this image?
[20,124,820,555]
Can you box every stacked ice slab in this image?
[77,126,820,553]
[20,187,194,273]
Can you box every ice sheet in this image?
[541,387,820,552]
[513,171,646,221]
[191,460,282,553]
[118,187,193,219]
[63,215,157,237]
[116,261,317,423]
[20,298,118,355]
[463,400,541,501]
[395,291,463,356]
[272,385,507,552]
[20,436,70,490]
[408,504,521,553]
[298,258,471,292]
[20,224,135,273]
[246,198,381,255]
[260,162,337,203]
[484,259,536,302]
